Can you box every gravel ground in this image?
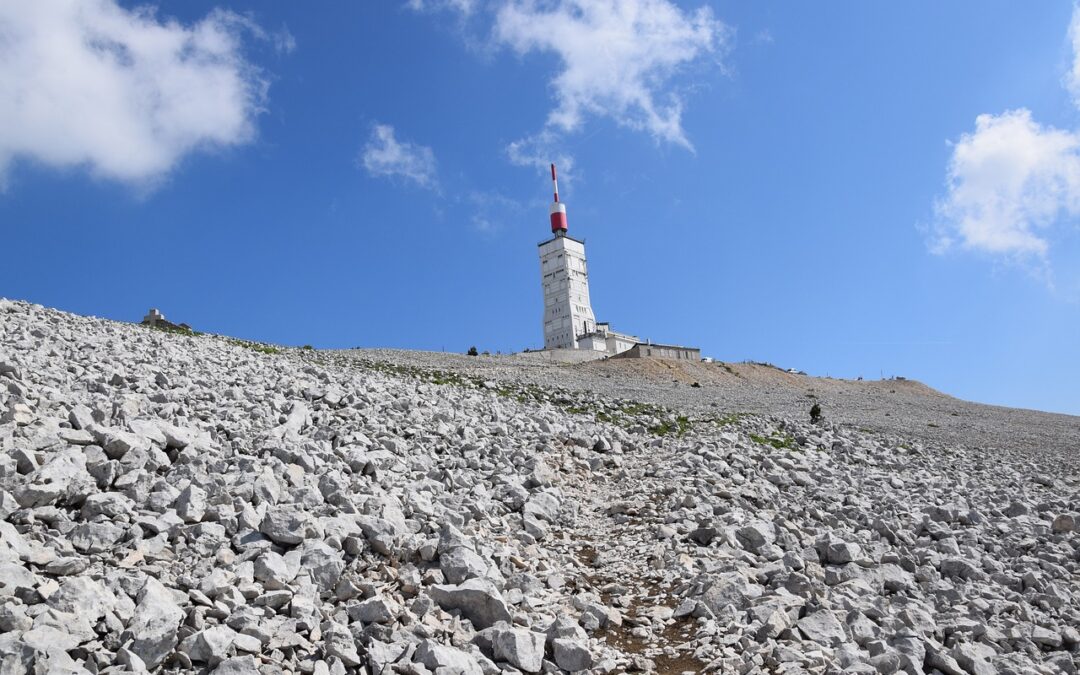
[1,299,1078,674]
[335,349,1080,464]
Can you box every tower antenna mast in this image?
[549,163,568,235]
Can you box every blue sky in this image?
[1,1,1079,415]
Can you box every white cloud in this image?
[506,130,576,182]
[270,26,298,55]
[753,29,774,45]
[0,1,272,188]
[933,109,1080,259]
[1066,4,1080,108]
[931,6,1080,276]
[466,190,526,233]
[406,0,477,15]
[360,124,438,189]
[493,0,729,150]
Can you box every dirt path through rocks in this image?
[550,438,709,674]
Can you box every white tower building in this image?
[538,164,597,349]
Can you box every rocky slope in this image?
[340,350,1080,463]
[0,298,1077,674]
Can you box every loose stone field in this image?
[0,298,1077,674]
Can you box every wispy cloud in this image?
[360,124,439,189]
[753,29,774,45]
[506,130,577,184]
[405,0,478,15]
[1066,6,1080,109]
[0,1,276,189]
[409,0,729,179]
[493,0,729,151]
[270,25,298,54]
[930,5,1080,280]
[466,190,527,233]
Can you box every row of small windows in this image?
[542,267,585,278]
[545,302,590,315]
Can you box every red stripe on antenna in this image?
[548,162,567,232]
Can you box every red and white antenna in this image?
[549,163,568,234]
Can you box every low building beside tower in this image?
[577,323,639,354]
[613,341,701,361]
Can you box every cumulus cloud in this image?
[493,0,729,150]
[933,110,1080,259]
[0,1,272,188]
[360,124,439,189]
[931,6,1080,275]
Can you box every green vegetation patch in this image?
[144,322,290,356]
[148,324,202,338]
[710,412,745,427]
[649,415,691,437]
[346,358,715,438]
[226,338,281,355]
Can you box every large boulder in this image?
[127,578,185,668]
[735,519,776,552]
[552,638,593,671]
[47,577,115,622]
[300,542,344,593]
[440,546,489,584]
[797,610,847,646]
[414,640,484,675]
[260,505,320,545]
[253,551,301,589]
[14,448,95,508]
[702,572,762,614]
[430,578,512,629]
[179,626,237,666]
[491,625,545,673]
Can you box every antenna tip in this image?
[551,163,557,180]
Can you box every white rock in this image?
[14,448,94,508]
[254,551,300,589]
[180,625,236,665]
[349,596,398,624]
[430,578,513,629]
[440,545,489,584]
[492,625,545,673]
[552,637,593,671]
[128,578,185,668]
[322,623,362,666]
[702,572,761,614]
[260,505,319,545]
[211,656,261,674]
[797,610,847,646]
[735,519,775,551]
[21,625,81,652]
[175,484,208,523]
[300,542,344,593]
[47,577,114,622]
[414,639,484,675]
[69,521,125,553]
